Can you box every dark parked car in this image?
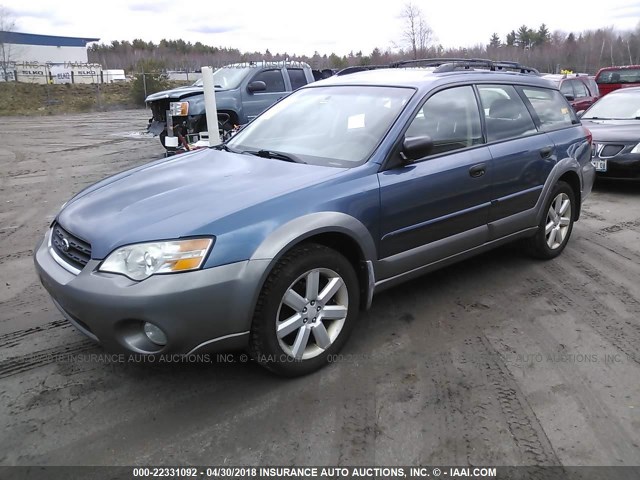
[35,60,594,376]
[581,87,640,179]
[542,73,600,112]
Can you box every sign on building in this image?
[70,63,102,84]
[15,62,48,84]
[49,64,73,84]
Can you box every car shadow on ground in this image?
[593,178,640,195]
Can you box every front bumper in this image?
[34,230,268,355]
[594,153,640,179]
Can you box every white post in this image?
[201,66,220,145]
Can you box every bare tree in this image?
[0,5,17,81]
[400,2,432,59]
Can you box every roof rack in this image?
[390,58,539,75]
[335,65,388,76]
[333,58,539,78]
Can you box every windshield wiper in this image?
[243,149,306,164]
[212,144,237,153]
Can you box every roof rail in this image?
[335,65,388,76]
[390,58,539,75]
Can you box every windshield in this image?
[227,86,414,167]
[582,90,640,119]
[191,67,250,89]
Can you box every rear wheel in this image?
[525,181,575,259]
[248,243,359,376]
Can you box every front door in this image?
[378,85,492,277]
[242,68,287,121]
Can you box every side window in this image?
[477,85,537,142]
[520,87,576,131]
[573,81,588,98]
[560,80,574,97]
[287,69,308,90]
[251,69,285,93]
[405,86,482,157]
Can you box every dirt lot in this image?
[0,111,639,467]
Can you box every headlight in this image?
[169,101,189,116]
[99,238,213,281]
[631,143,640,154]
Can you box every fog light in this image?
[143,322,167,346]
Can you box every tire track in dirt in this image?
[0,319,70,349]
[530,260,640,366]
[470,335,560,472]
[0,339,97,379]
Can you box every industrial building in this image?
[0,31,99,64]
[0,31,101,83]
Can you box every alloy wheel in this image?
[545,193,572,250]
[275,268,348,360]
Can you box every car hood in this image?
[581,119,640,142]
[145,86,224,102]
[58,149,342,259]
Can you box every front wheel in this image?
[248,243,360,376]
[525,181,575,259]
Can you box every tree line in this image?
[88,23,640,76]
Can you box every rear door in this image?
[476,84,556,234]
[377,85,492,275]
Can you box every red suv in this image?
[542,74,600,112]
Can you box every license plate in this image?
[592,159,607,172]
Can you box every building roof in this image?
[0,31,99,47]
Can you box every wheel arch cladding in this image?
[558,170,581,221]
[249,212,377,311]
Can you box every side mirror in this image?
[247,81,267,93]
[576,110,585,118]
[564,94,575,102]
[401,136,433,162]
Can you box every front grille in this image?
[601,144,624,157]
[150,100,170,122]
[51,222,91,270]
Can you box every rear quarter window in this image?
[520,87,576,131]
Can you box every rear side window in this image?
[477,85,537,142]
[251,69,285,93]
[586,78,599,96]
[406,85,483,157]
[573,81,588,98]
[520,87,576,131]
[560,81,574,97]
[287,69,308,90]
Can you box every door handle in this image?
[539,146,553,159]
[469,163,486,178]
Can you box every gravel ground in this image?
[0,111,639,467]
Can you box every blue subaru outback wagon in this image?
[34,60,595,376]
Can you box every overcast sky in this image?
[2,0,639,56]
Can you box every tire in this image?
[525,181,575,259]
[248,243,360,376]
